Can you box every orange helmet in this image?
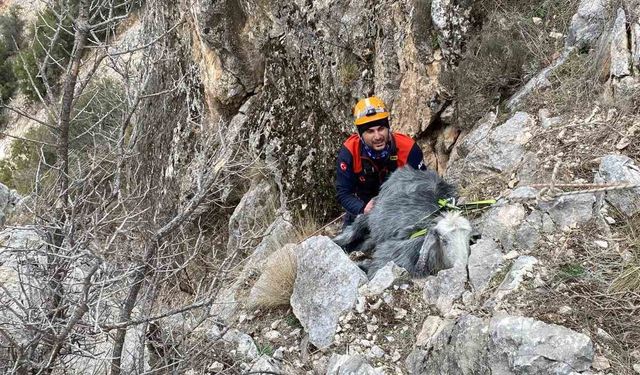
[353,96,390,126]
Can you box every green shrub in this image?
[0,79,124,194]
[0,125,56,194]
[444,0,580,128]
[0,6,24,102]
[13,7,75,101]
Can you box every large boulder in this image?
[446,112,535,186]
[565,0,609,50]
[290,236,367,349]
[406,313,593,375]
[487,313,594,373]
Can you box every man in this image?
[336,96,427,227]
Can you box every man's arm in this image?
[407,143,427,170]
[336,147,366,215]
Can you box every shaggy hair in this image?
[334,167,457,250]
[333,167,472,278]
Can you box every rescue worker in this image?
[336,96,427,227]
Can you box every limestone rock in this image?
[480,204,526,252]
[249,355,281,374]
[488,313,594,373]
[226,180,277,254]
[468,238,503,294]
[415,316,452,349]
[360,261,409,297]
[610,8,631,77]
[484,256,538,310]
[597,155,640,216]
[507,49,574,110]
[566,0,609,50]
[406,314,489,375]
[250,212,297,266]
[537,193,596,230]
[515,210,555,251]
[327,354,383,375]
[423,266,467,315]
[406,313,593,375]
[0,183,20,225]
[633,22,640,71]
[446,112,535,185]
[290,236,367,349]
[219,328,259,361]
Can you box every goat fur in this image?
[333,167,472,278]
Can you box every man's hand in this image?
[364,199,375,214]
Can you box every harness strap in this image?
[410,197,497,239]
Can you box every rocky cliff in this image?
[0,0,639,374]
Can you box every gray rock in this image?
[507,49,574,110]
[480,204,526,252]
[468,238,503,293]
[447,112,535,185]
[326,354,383,375]
[360,261,409,297]
[249,355,281,374]
[515,210,554,251]
[290,236,367,349]
[633,22,640,71]
[430,0,473,64]
[406,313,593,375]
[566,0,608,50]
[597,155,640,216]
[488,312,594,373]
[423,266,467,315]
[450,112,496,162]
[407,314,489,375]
[539,108,563,128]
[610,8,631,77]
[227,180,277,254]
[221,329,259,360]
[0,183,20,225]
[484,256,538,310]
[250,212,297,267]
[537,193,596,230]
[415,316,453,349]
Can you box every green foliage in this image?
[70,78,125,150]
[0,79,124,194]
[0,6,24,103]
[284,313,302,328]
[13,7,75,101]
[445,0,580,128]
[0,126,56,194]
[558,263,586,281]
[256,342,274,356]
[0,5,23,54]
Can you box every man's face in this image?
[361,125,390,151]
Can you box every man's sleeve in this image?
[336,146,366,215]
[407,143,427,170]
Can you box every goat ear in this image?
[416,231,439,275]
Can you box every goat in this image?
[333,167,473,278]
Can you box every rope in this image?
[506,182,640,203]
[305,213,345,240]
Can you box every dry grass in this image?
[246,244,298,309]
[445,0,580,128]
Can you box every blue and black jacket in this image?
[336,133,426,216]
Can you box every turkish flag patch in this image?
[340,162,347,171]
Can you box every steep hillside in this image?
[0,0,638,374]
